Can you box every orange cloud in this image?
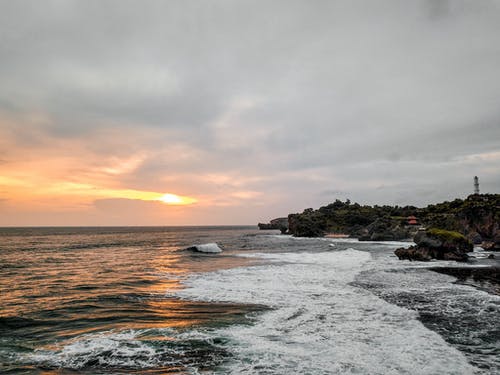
[0,115,198,212]
[0,111,274,225]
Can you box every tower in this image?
[473,176,480,194]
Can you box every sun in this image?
[158,194,183,204]
[157,193,197,205]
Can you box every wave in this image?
[183,243,223,253]
[175,249,479,374]
[22,328,229,372]
[355,266,500,372]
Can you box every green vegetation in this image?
[288,194,500,242]
[427,228,468,242]
[425,228,473,251]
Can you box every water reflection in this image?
[0,226,263,373]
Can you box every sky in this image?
[0,0,499,226]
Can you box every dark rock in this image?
[414,228,473,253]
[395,246,432,261]
[414,231,443,248]
[395,228,472,262]
[481,241,496,250]
[430,266,500,294]
[258,217,288,232]
[468,231,483,244]
[483,232,500,250]
[441,251,469,262]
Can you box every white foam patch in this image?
[23,328,220,372]
[327,238,415,246]
[188,243,223,253]
[27,330,164,369]
[176,249,478,374]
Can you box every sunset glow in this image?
[157,194,197,205]
[0,1,499,227]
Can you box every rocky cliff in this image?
[286,194,500,249]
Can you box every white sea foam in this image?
[24,328,222,372]
[27,330,163,369]
[176,249,479,374]
[326,238,415,246]
[186,242,223,253]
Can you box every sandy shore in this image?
[324,233,350,238]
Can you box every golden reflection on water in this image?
[138,250,259,329]
[1,231,258,334]
[0,227,266,374]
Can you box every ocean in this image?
[0,226,498,374]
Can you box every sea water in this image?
[0,227,498,374]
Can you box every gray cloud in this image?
[0,0,499,222]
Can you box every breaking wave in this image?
[176,249,479,374]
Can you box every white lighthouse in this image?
[473,176,480,194]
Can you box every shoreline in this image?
[324,233,350,238]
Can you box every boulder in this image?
[414,228,473,253]
[479,228,500,250]
[395,228,473,262]
[395,246,432,261]
[481,241,500,251]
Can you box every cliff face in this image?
[288,210,327,237]
[421,194,499,248]
[287,194,500,248]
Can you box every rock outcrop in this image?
[422,194,499,250]
[287,210,326,237]
[258,217,288,233]
[395,228,473,262]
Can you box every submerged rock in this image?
[395,228,473,262]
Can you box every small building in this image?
[407,216,419,225]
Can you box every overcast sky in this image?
[0,0,499,225]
